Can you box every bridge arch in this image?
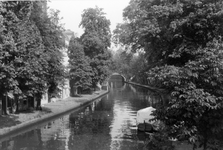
[109,73,126,82]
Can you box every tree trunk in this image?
[34,96,36,108]
[70,85,77,97]
[79,87,82,94]
[28,97,35,108]
[1,94,7,115]
[15,95,20,114]
[70,86,73,97]
[10,98,16,114]
[36,93,42,111]
[74,86,78,96]
[48,91,51,103]
[32,97,35,108]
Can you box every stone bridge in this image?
[109,73,126,82]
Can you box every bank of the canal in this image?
[0,90,108,138]
[125,81,166,93]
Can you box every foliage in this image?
[90,50,112,86]
[0,2,19,96]
[114,0,223,148]
[111,48,147,83]
[0,1,65,112]
[80,7,112,87]
[31,2,65,98]
[115,0,223,67]
[144,130,175,150]
[80,7,111,49]
[15,16,48,98]
[111,48,133,79]
[68,36,92,95]
[149,39,223,146]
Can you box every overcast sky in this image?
[48,0,130,37]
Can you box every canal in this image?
[0,79,162,150]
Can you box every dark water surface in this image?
[0,81,163,150]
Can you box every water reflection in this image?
[0,81,160,150]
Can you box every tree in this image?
[0,1,19,114]
[129,52,148,83]
[1,1,50,112]
[0,1,65,113]
[14,15,47,112]
[31,2,65,102]
[80,7,112,88]
[111,48,133,79]
[111,47,147,83]
[68,36,92,96]
[114,0,223,149]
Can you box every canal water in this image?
[0,80,162,150]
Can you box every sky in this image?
[48,0,130,37]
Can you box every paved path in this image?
[0,90,108,139]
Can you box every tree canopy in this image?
[77,7,112,88]
[114,0,223,149]
[68,36,92,95]
[0,1,65,113]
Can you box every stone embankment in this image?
[0,90,108,139]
